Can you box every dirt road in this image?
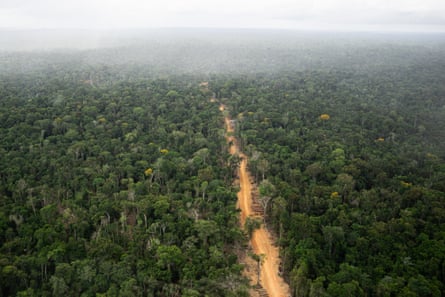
[221,104,290,297]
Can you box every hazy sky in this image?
[1,0,445,32]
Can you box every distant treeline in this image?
[1,30,445,76]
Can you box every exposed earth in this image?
[221,104,290,297]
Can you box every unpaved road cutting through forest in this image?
[221,104,290,297]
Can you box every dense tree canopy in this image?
[0,71,248,296]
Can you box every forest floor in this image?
[220,104,290,297]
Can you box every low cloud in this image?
[0,0,444,32]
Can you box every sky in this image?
[1,0,445,32]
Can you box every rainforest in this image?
[1,30,445,296]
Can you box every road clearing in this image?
[221,104,290,297]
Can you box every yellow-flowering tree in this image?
[144,168,153,176]
[330,192,340,199]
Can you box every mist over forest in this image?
[2,29,445,75]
